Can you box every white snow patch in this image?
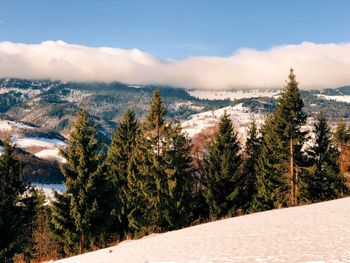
[0,119,35,131]
[55,197,350,263]
[34,149,66,163]
[181,103,265,141]
[188,89,280,101]
[12,136,66,149]
[317,94,350,103]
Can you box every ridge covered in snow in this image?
[181,103,265,141]
[55,197,350,263]
[0,118,67,163]
[188,89,280,101]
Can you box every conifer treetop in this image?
[146,90,167,130]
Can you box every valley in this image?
[1,78,350,185]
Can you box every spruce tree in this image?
[106,109,140,238]
[303,113,348,202]
[204,112,242,219]
[50,192,79,256]
[128,91,194,237]
[233,120,262,213]
[0,140,37,262]
[146,90,166,156]
[253,69,307,210]
[162,126,194,229]
[51,109,114,254]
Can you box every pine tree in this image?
[303,113,348,202]
[233,120,262,213]
[162,125,194,229]
[204,112,242,219]
[50,192,79,256]
[146,90,166,156]
[51,109,114,254]
[106,109,140,238]
[253,69,307,210]
[128,91,194,237]
[0,140,37,262]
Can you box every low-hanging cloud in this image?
[0,40,350,89]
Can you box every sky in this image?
[0,1,350,89]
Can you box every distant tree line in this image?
[0,69,349,262]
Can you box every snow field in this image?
[11,136,66,149]
[55,197,350,263]
[0,119,35,131]
[181,103,265,140]
[317,94,350,103]
[188,89,279,101]
[34,149,67,163]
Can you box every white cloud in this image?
[0,40,350,89]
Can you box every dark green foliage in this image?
[106,109,140,238]
[127,91,194,237]
[253,69,307,210]
[50,191,79,256]
[234,120,262,212]
[252,117,289,211]
[0,140,37,262]
[50,109,115,255]
[204,112,242,219]
[303,113,348,202]
[162,126,194,229]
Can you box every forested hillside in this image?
[2,70,350,262]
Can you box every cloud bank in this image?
[0,40,350,89]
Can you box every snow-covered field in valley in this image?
[0,118,67,163]
[34,149,67,163]
[317,94,350,103]
[188,89,280,101]
[181,103,265,140]
[55,197,350,263]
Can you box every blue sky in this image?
[0,0,350,59]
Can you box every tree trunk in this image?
[79,232,84,254]
[290,138,294,206]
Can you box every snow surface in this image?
[317,94,350,103]
[12,136,66,149]
[181,103,265,140]
[188,89,280,101]
[34,149,67,163]
[0,118,67,162]
[55,197,350,263]
[0,119,35,131]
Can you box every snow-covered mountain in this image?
[0,118,66,163]
[55,197,350,263]
[188,89,280,101]
[181,103,266,141]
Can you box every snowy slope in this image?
[34,149,67,163]
[0,119,35,131]
[181,103,265,141]
[188,89,280,101]
[317,94,350,103]
[0,118,67,163]
[55,197,350,263]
